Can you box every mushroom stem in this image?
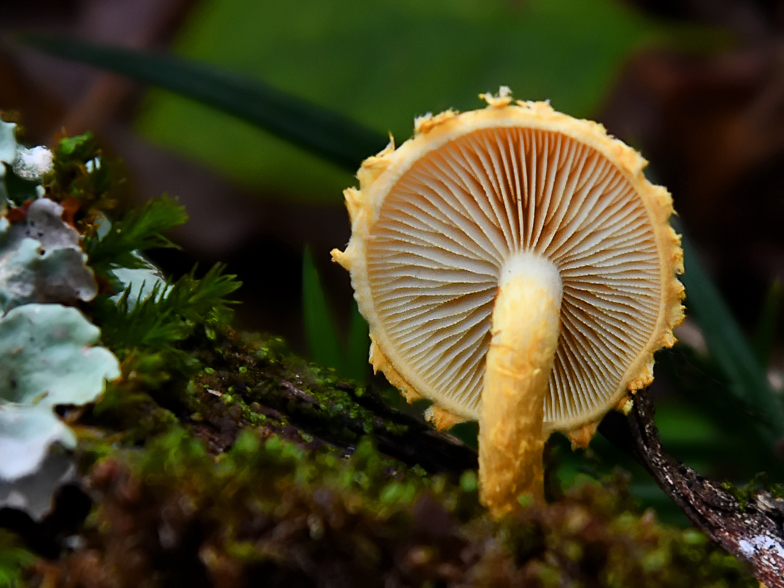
[479,253,562,517]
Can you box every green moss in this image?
[32,430,752,588]
[719,472,784,513]
[47,132,119,220]
[0,531,36,588]
[179,326,432,454]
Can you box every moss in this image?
[25,431,754,588]
[180,326,430,457]
[10,317,759,587]
[46,132,119,222]
[718,472,784,512]
[0,531,36,588]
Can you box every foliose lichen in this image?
[0,199,97,312]
[0,120,120,519]
[0,122,16,207]
[0,304,120,411]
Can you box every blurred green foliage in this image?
[302,246,343,372]
[678,230,784,445]
[302,247,368,381]
[0,531,35,588]
[136,0,716,201]
[753,280,782,367]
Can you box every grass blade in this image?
[677,226,784,443]
[753,281,781,367]
[302,247,343,372]
[16,34,388,172]
[345,302,369,382]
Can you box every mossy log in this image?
[182,328,478,477]
[0,120,767,588]
[6,328,757,588]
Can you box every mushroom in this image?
[332,88,684,517]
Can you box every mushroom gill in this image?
[332,91,684,517]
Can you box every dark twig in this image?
[603,392,784,587]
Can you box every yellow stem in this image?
[479,253,562,517]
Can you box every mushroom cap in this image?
[333,92,684,433]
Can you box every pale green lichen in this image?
[0,122,15,163]
[12,146,54,182]
[0,407,77,520]
[0,120,17,207]
[0,120,51,206]
[0,200,98,312]
[0,125,119,518]
[0,303,120,409]
[109,256,169,309]
[0,405,76,481]
[0,304,120,482]
[0,303,120,516]
[0,304,119,518]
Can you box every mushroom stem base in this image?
[479,255,562,518]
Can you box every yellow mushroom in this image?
[332,88,685,518]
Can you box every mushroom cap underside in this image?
[333,99,684,433]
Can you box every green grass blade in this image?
[678,227,784,443]
[16,34,387,172]
[302,247,343,372]
[753,280,781,367]
[655,346,784,478]
[345,301,369,382]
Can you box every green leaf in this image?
[17,34,388,172]
[56,133,93,157]
[301,249,369,381]
[678,228,784,444]
[141,0,724,203]
[19,0,722,203]
[655,346,783,478]
[302,246,343,373]
[753,280,781,368]
[345,301,369,382]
